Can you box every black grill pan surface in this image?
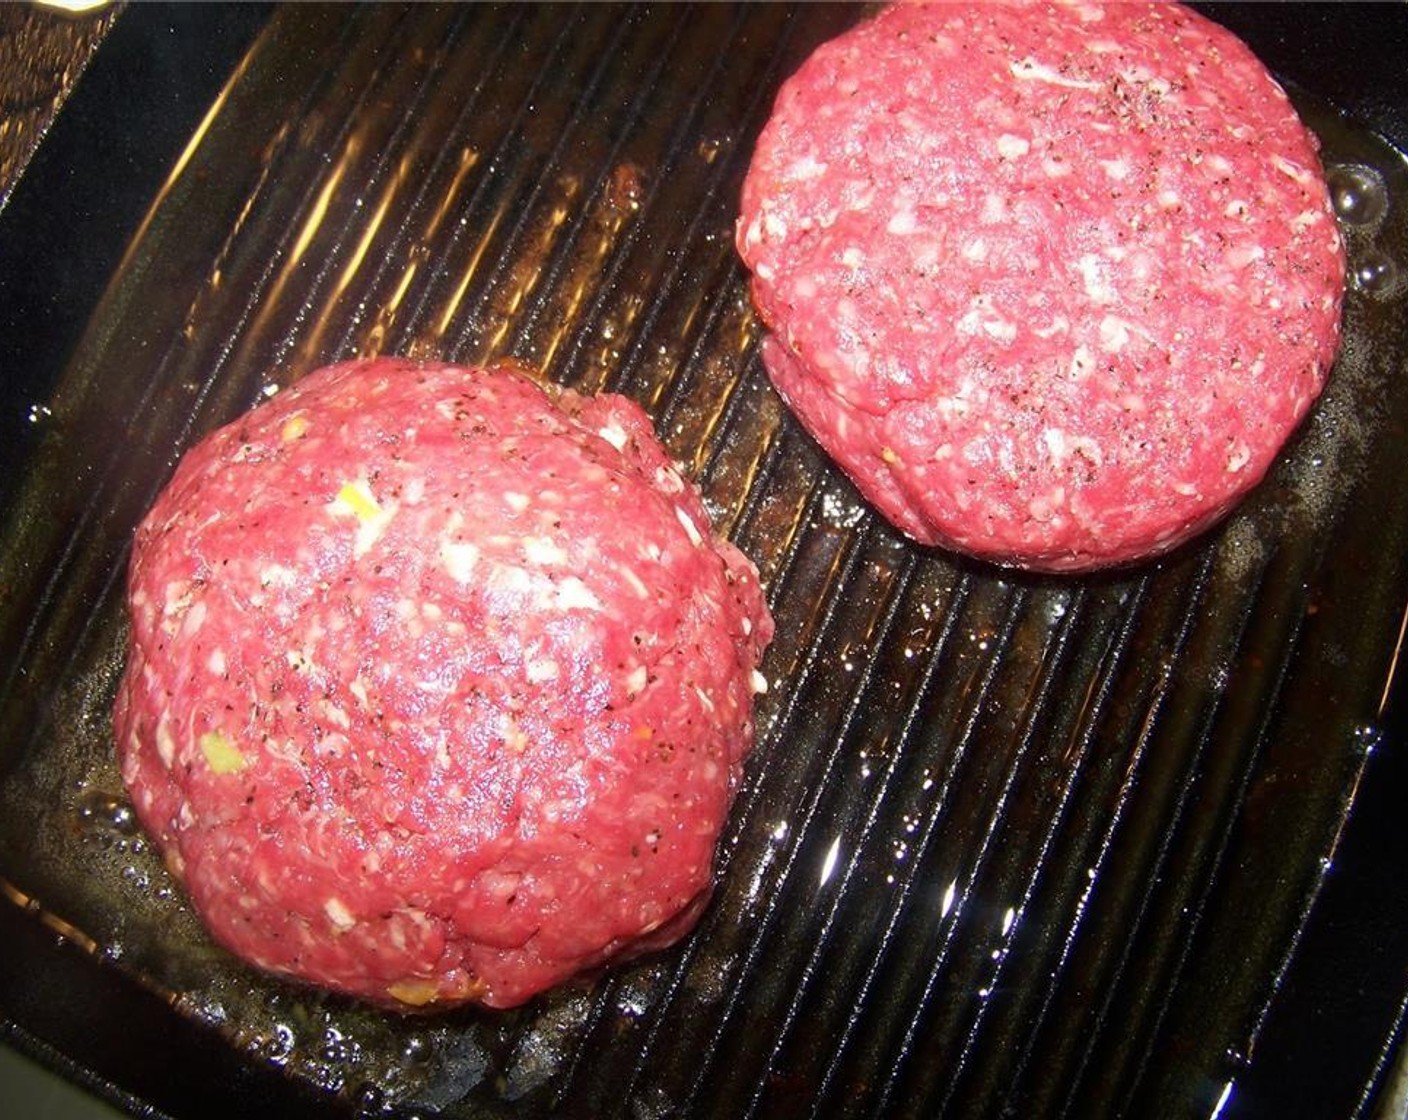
[3,5,1408,1119]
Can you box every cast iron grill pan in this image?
[2,5,1408,1117]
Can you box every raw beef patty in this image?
[737,1,1346,571]
[114,358,773,1010]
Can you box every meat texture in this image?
[114,358,773,1010]
[737,0,1346,570]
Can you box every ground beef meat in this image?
[736,1,1346,571]
[113,358,773,1010]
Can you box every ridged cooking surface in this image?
[2,6,1408,1118]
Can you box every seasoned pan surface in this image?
[3,5,1408,1118]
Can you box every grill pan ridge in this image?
[2,5,1408,1119]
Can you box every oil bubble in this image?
[263,1022,296,1062]
[1351,249,1396,295]
[351,1081,386,1115]
[1327,164,1387,226]
[321,1026,354,1064]
[401,1035,434,1065]
[76,789,139,836]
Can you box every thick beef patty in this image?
[114,358,773,1010]
[737,1,1345,571]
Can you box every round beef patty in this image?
[737,1,1346,571]
[114,358,773,1010]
